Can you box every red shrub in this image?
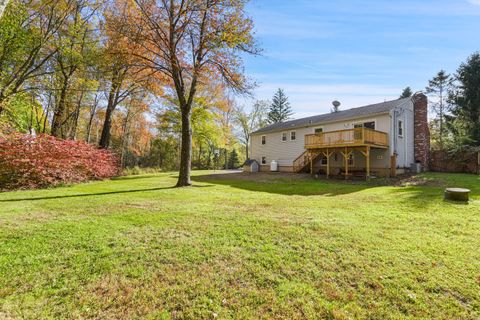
[0,133,119,190]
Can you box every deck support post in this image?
[341,147,352,180]
[310,151,313,175]
[322,148,333,179]
[390,153,397,177]
[345,147,348,179]
[361,146,371,180]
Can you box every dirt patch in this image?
[200,171,312,183]
[392,175,447,187]
[199,171,448,188]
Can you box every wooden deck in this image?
[293,128,391,178]
[304,127,388,149]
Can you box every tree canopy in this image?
[447,53,480,147]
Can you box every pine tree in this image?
[267,89,293,124]
[425,70,453,149]
[448,53,480,147]
[399,87,413,99]
[227,149,239,169]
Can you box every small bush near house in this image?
[0,133,119,190]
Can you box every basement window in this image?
[348,154,354,166]
[261,156,266,165]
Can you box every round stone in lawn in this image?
[444,188,471,202]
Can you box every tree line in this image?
[0,0,298,187]
[403,53,480,151]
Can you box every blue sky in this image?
[242,0,480,118]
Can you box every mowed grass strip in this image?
[0,171,479,319]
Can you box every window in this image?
[348,154,354,166]
[314,127,323,134]
[282,132,287,142]
[290,131,296,141]
[354,121,375,130]
[320,157,328,166]
[261,135,266,145]
[364,121,375,130]
[398,120,403,137]
[261,156,266,165]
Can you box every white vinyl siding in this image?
[251,114,392,168]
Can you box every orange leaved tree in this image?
[110,0,259,187]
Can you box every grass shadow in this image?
[0,185,212,202]
[192,172,378,196]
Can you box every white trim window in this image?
[261,156,267,165]
[398,120,403,137]
[354,120,376,130]
[281,132,288,142]
[261,135,266,145]
[290,131,296,141]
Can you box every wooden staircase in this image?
[293,150,322,173]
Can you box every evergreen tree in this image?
[227,149,240,169]
[448,53,480,147]
[399,87,413,99]
[425,70,453,149]
[267,89,292,124]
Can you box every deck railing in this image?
[304,128,388,149]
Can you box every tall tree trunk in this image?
[85,93,99,143]
[69,91,84,140]
[99,87,118,149]
[176,109,192,187]
[86,110,95,143]
[99,74,120,149]
[51,83,69,138]
[99,104,114,149]
[120,111,130,168]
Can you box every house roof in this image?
[252,97,412,135]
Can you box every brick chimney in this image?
[413,93,430,169]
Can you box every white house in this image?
[249,94,430,178]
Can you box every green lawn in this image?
[1,171,479,319]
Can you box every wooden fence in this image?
[429,150,480,174]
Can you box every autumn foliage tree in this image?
[112,0,259,186]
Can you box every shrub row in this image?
[0,133,119,190]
